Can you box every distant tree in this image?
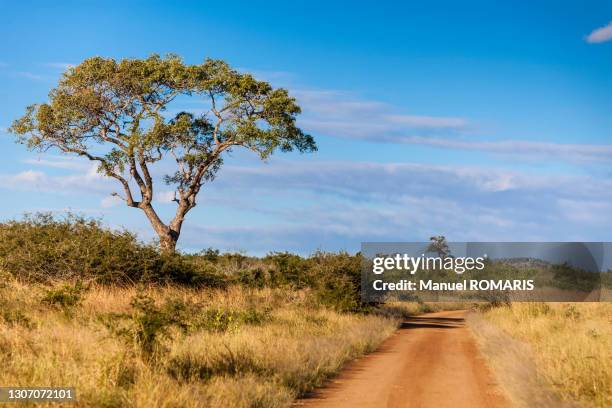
[427,235,452,258]
[10,55,316,253]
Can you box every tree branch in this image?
[59,145,139,207]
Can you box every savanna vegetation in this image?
[3,214,609,407]
[476,302,611,408]
[0,213,446,407]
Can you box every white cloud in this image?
[147,81,608,167]
[182,159,612,251]
[586,21,612,43]
[294,88,609,165]
[216,159,612,197]
[7,170,46,184]
[3,155,611,253]
[0,164,111,194]
[557,199,612,223]
[384,115,468,129]
[0,170,54,193]
[7,155,608,203]
[294,89,469,139]
[24,156,91,170]
[396,135,612,163]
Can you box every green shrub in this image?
[1,309,32,328]
[129,291,172,359]
[0,213,375,311]
[551,263,601,291]
[236,268,266,288]
[0,213,155,284]
[526,302,552,317]
[150,255,227,287]
[193,307,270,333]
[42,281,86,308]
[264,252,308,287]
[195,309,240,333]
[99,291,184,360]
[198,248,220,262]
[305,252,364,313]
[564,304,581,319]
[0,213,226,287]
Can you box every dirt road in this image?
[296,310,507,408]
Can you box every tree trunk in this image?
[139,204,180,255]
[158,230,179,255]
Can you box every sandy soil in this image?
[295,310,507,408]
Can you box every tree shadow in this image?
[400,316,464,329]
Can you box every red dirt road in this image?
[296,310,507,408]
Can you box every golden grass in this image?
[480,303,611,408]
[0,279,428,408]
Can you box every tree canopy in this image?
[10,54,316,252]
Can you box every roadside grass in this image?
[0,215,469,407]
[0,278,442,408]
[479,302,611,408]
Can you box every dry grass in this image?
[477,303,611,408]
[0,277,437,408]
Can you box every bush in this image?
[0,213,371,311]
[0,213,156,283]
[149,255,227,287]
[42,281,86,308]
[129,291,173,359]
[264,252,308,287]
[551,263,601,291]
[0,213,225,286]
[194,307,270,333]
[305,252,364,313]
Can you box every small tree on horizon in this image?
[427,235,452,258]
[10,55,316,253]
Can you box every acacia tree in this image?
[10,55,316,253]
[427,236,451,258]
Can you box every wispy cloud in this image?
[1,170,47,185]
[383,115,467,129]
[2,156,611,252]
[557,198,612,224]
[295,89,469,139]
[24,156,91,171]
[291,88,610,165]
[174,87,470,139]
[178,159,612,252]
[586,21,612,43]
[215,159,612,199]
[0,164,110,195]
[396,135,612,163]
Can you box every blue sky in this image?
[1,1,611,254]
